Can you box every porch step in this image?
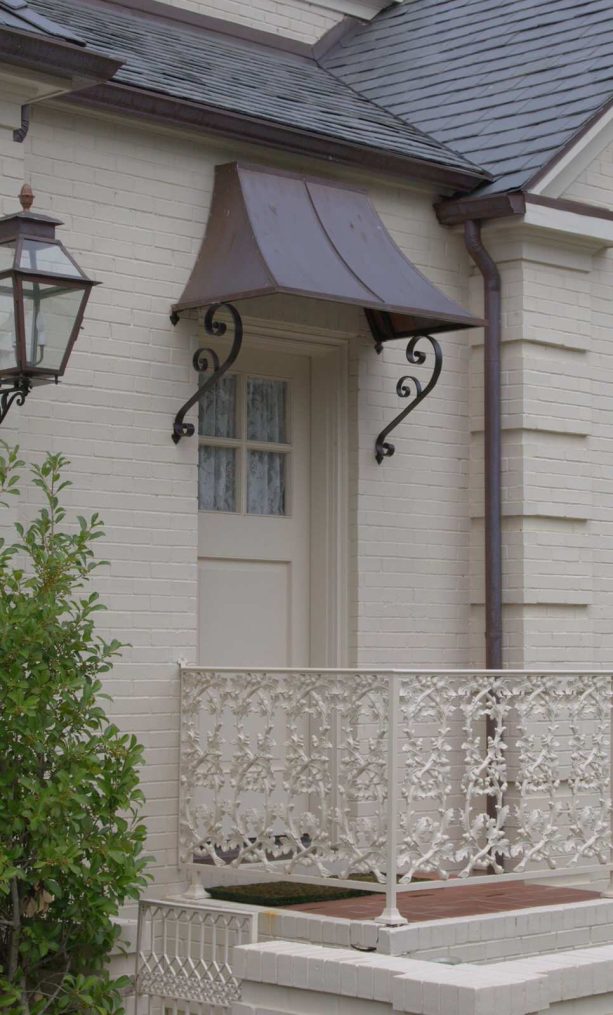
[378,898,613,962]
[257,895,613,962]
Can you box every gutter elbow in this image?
[464,220,501,295]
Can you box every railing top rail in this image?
[139,896,257,918]
[180,664,613,676]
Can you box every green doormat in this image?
[207,880,377,907]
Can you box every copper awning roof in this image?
[172,163,483,339]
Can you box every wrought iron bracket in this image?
[0,375,31,426]
[375,334,443,464]
[171,302,243,444]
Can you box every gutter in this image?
[0,25,123,81]
[61,82,488,191]
[463,221,503,671]
[436,189,613,227]
[0,26,124,144]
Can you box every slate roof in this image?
[21,0,485,178]
[0,0,84,43]
[322,0,613,194]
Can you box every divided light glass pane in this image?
[247,378,287,444]
[247,451,286,516]
[198,445,237,512]
[199,374,237,439]
[23,283,84,371]
[0,242,15,272]
[0,281,16,371]
[19,241,83,278]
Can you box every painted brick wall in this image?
[556,139,613,667]
[564,135,613,209]
[0,93,476,885]
[0,103,229,890]
[159,0,384,42]
[473,221,599,668]
[349,182,473,668]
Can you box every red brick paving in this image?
[285,882,600,921]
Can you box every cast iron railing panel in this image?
[179,668,612,923]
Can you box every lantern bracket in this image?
[0,376,32,426]
[171,302,243,444]
[374,333,443,464]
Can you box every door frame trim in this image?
[241,319,349,669]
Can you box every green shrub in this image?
[0,446,149,1013]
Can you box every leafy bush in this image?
[0,446,149,1013]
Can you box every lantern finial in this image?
[19,184,34,212]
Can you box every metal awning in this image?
[172,162,483,339]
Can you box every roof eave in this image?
[435,189,613,230]
[525,95,613,196]
[62,80,491,192]
[0,25,123,81]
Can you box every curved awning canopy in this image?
[172,162,483,340]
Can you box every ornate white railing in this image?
[135,898,258,1012]
[179,668,613,924]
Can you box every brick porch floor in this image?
[285,882,600,921]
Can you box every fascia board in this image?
[528,100,613,198]
[522,198,613,249]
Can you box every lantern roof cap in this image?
[0,209,63,226]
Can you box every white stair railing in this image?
[134,898,258,1013]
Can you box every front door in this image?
[197,346,310,667]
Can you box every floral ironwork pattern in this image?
[179,668,611,889]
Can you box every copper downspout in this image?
[464,220,503,855]
[463,220,503,670]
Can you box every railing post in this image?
[376,675,408,926]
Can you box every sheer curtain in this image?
[247,378,286,443]
[197,375,288,515]
[199,375,236,439]
[247,379,287,516]
[198,446,236,512]
[198,376,236,512]
[247,451,286,515]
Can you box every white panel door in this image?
[197,347,310,667]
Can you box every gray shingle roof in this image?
[0,0,84,42]
[322,0,613,194]
[23,0,485,178]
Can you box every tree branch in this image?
[7,876,20,982]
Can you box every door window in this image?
[198,374,290,516]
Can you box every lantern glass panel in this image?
[23,282,85,372]
[19,240,84,278]
[0,242,15,273]
[0,277,17,372]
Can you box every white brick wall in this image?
[473,224,598,667]
[0,91,476,885]
[159,0,386,43]
[565,136,613,209]
[6,67,612,898]
[350,184,473,668]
